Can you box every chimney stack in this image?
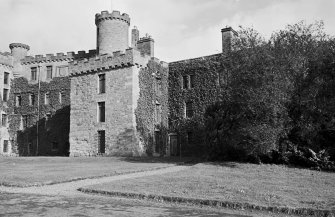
[221,27,238,55]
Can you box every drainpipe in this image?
[36,64,41,156]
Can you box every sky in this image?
[0,0,334,62]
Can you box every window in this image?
[2,114,7,127]
[98,74,106,94]
[182,75,188,89]
[98,102,105,122]
[4,72,9,85]
[45,92,50,105]
[16,95,22,107]
[31,67,37,81]
[3,89,8,102]
[190,75,195,88]
[22,115,28,129]
[59,92,66,104]
[182,75,195,89]
[29,94,35,106]
[46,66,53,79]
[98,130,105,154]
[3,140,8,153]
[185,101,193,118]
[52,141,58,150]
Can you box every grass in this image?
[0,156,182,186]
[82,162,335,211]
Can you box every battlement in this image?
[0,52,14,68]
[138,36,155,43]
[95,10,130,25]
[9,43,30,51]
[69,48,147,76]
[21,49,97,65]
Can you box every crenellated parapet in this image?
[0,52,14,68]
[69,48,147,76]
[95,10,130,25]
[9,43,30,51]
[21,50,97,65]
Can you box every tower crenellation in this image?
[95,10,130,55]
[9,43,30,60]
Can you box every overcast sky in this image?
[0,0,334,62]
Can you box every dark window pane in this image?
[31,67,37,80]
[4,72,9,85]
[99,74,105,93]
[98,130,105,153]
[190,75,195,88]
[46,66,53,79]
[186,102,193,118]
[3,89,8,102]
[98,102,105,122]
[3,140,8,152]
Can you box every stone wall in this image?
[0,58,14,156]
[69,65,145,156]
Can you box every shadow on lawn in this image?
[120,156,203,166]
[202,161,238,168]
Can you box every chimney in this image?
[131,26,139,48]
[221,27,238,55]
[137,35,154,57]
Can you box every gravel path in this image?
[0,165,188,196]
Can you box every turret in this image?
[9,43,30,60]
[95,10,130,55]
[221,27,238,55]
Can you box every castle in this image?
[0,10,236,157]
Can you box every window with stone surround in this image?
[2,88,8,102]
[2,114,7,127]
[16,95,22,107]
[46,66,53,79]
[98,102,105,122]
[185,101,193,118]
[182,75,195,89]
[98,74,106,94]
[31,67,37,81]
[22,115,28,129]
[3,140,8,153]
[4,72,9,85]
[45,92,50,105]
[29,94,35,106]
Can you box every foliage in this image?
[205,21,335,165]
[135,59,169,156]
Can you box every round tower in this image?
[95,10,130,55]
[9,43,30,60]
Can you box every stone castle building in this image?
[0,10,235,157]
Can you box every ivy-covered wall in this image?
[8,77,70,156]
[168,54,228,156]
[135,58,169,156]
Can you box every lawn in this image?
[82,162,335,211]
[0,157,180,186]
